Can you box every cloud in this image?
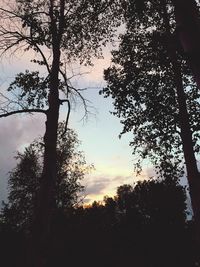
[84,176,111,195]
[82,162,157,204]
[0,114,45,204]
[83,173,135,204]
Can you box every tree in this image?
[114,178,192,267]
[0,1,121,265]
[171,0,200,88]
[1,122,90,233]
[101,0,200,239]
[130,178,187,226]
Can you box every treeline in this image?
[0,176,199,267]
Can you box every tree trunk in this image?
[161,0,200,245]
[172,55,200,241]
[29,40,61,267]
[33,61,60,267]
[28,1,66,265]
[171,0,200,88]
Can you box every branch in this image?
[50,0,58,41]
[0,30,25,56]
[59,67,95,122]
[0,7,24,20]
[0,15,51,73]
[31,42,51,73]
[61,99,71,138]
[0,108,47,118]
[192,125,200,133]
[59,68,70,95]
[58,0,65,40]
[0,8,49,20]
[59,99,69,104]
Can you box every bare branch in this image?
[0,108,47,118]
[61,99,71,138]
[59,67,96,122]
[0,7,23,20]
[0,9,51,73]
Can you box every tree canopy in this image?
[101,0,200,177]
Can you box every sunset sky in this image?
[0,48,153,205]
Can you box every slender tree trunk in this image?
[171,0,200,88]
[161,0,200,244]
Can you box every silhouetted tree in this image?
[114,178,194,266]
[132,178,187,226]
[1,122,90,233]
[101,0,200,239]
[0,1,121,264]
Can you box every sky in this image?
[0,44,154,206]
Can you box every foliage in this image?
[115,177,187,226]
[100,0,200,176]
[8,70,49,109]
[13,0,122,64]
[1,122,91,231]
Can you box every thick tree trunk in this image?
[161,0,200,244]
[30,45,61,267]
[28,1,67,264]
[171,0,200,88]
[29,1,66,265]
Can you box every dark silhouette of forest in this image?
[0,175,199,267]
